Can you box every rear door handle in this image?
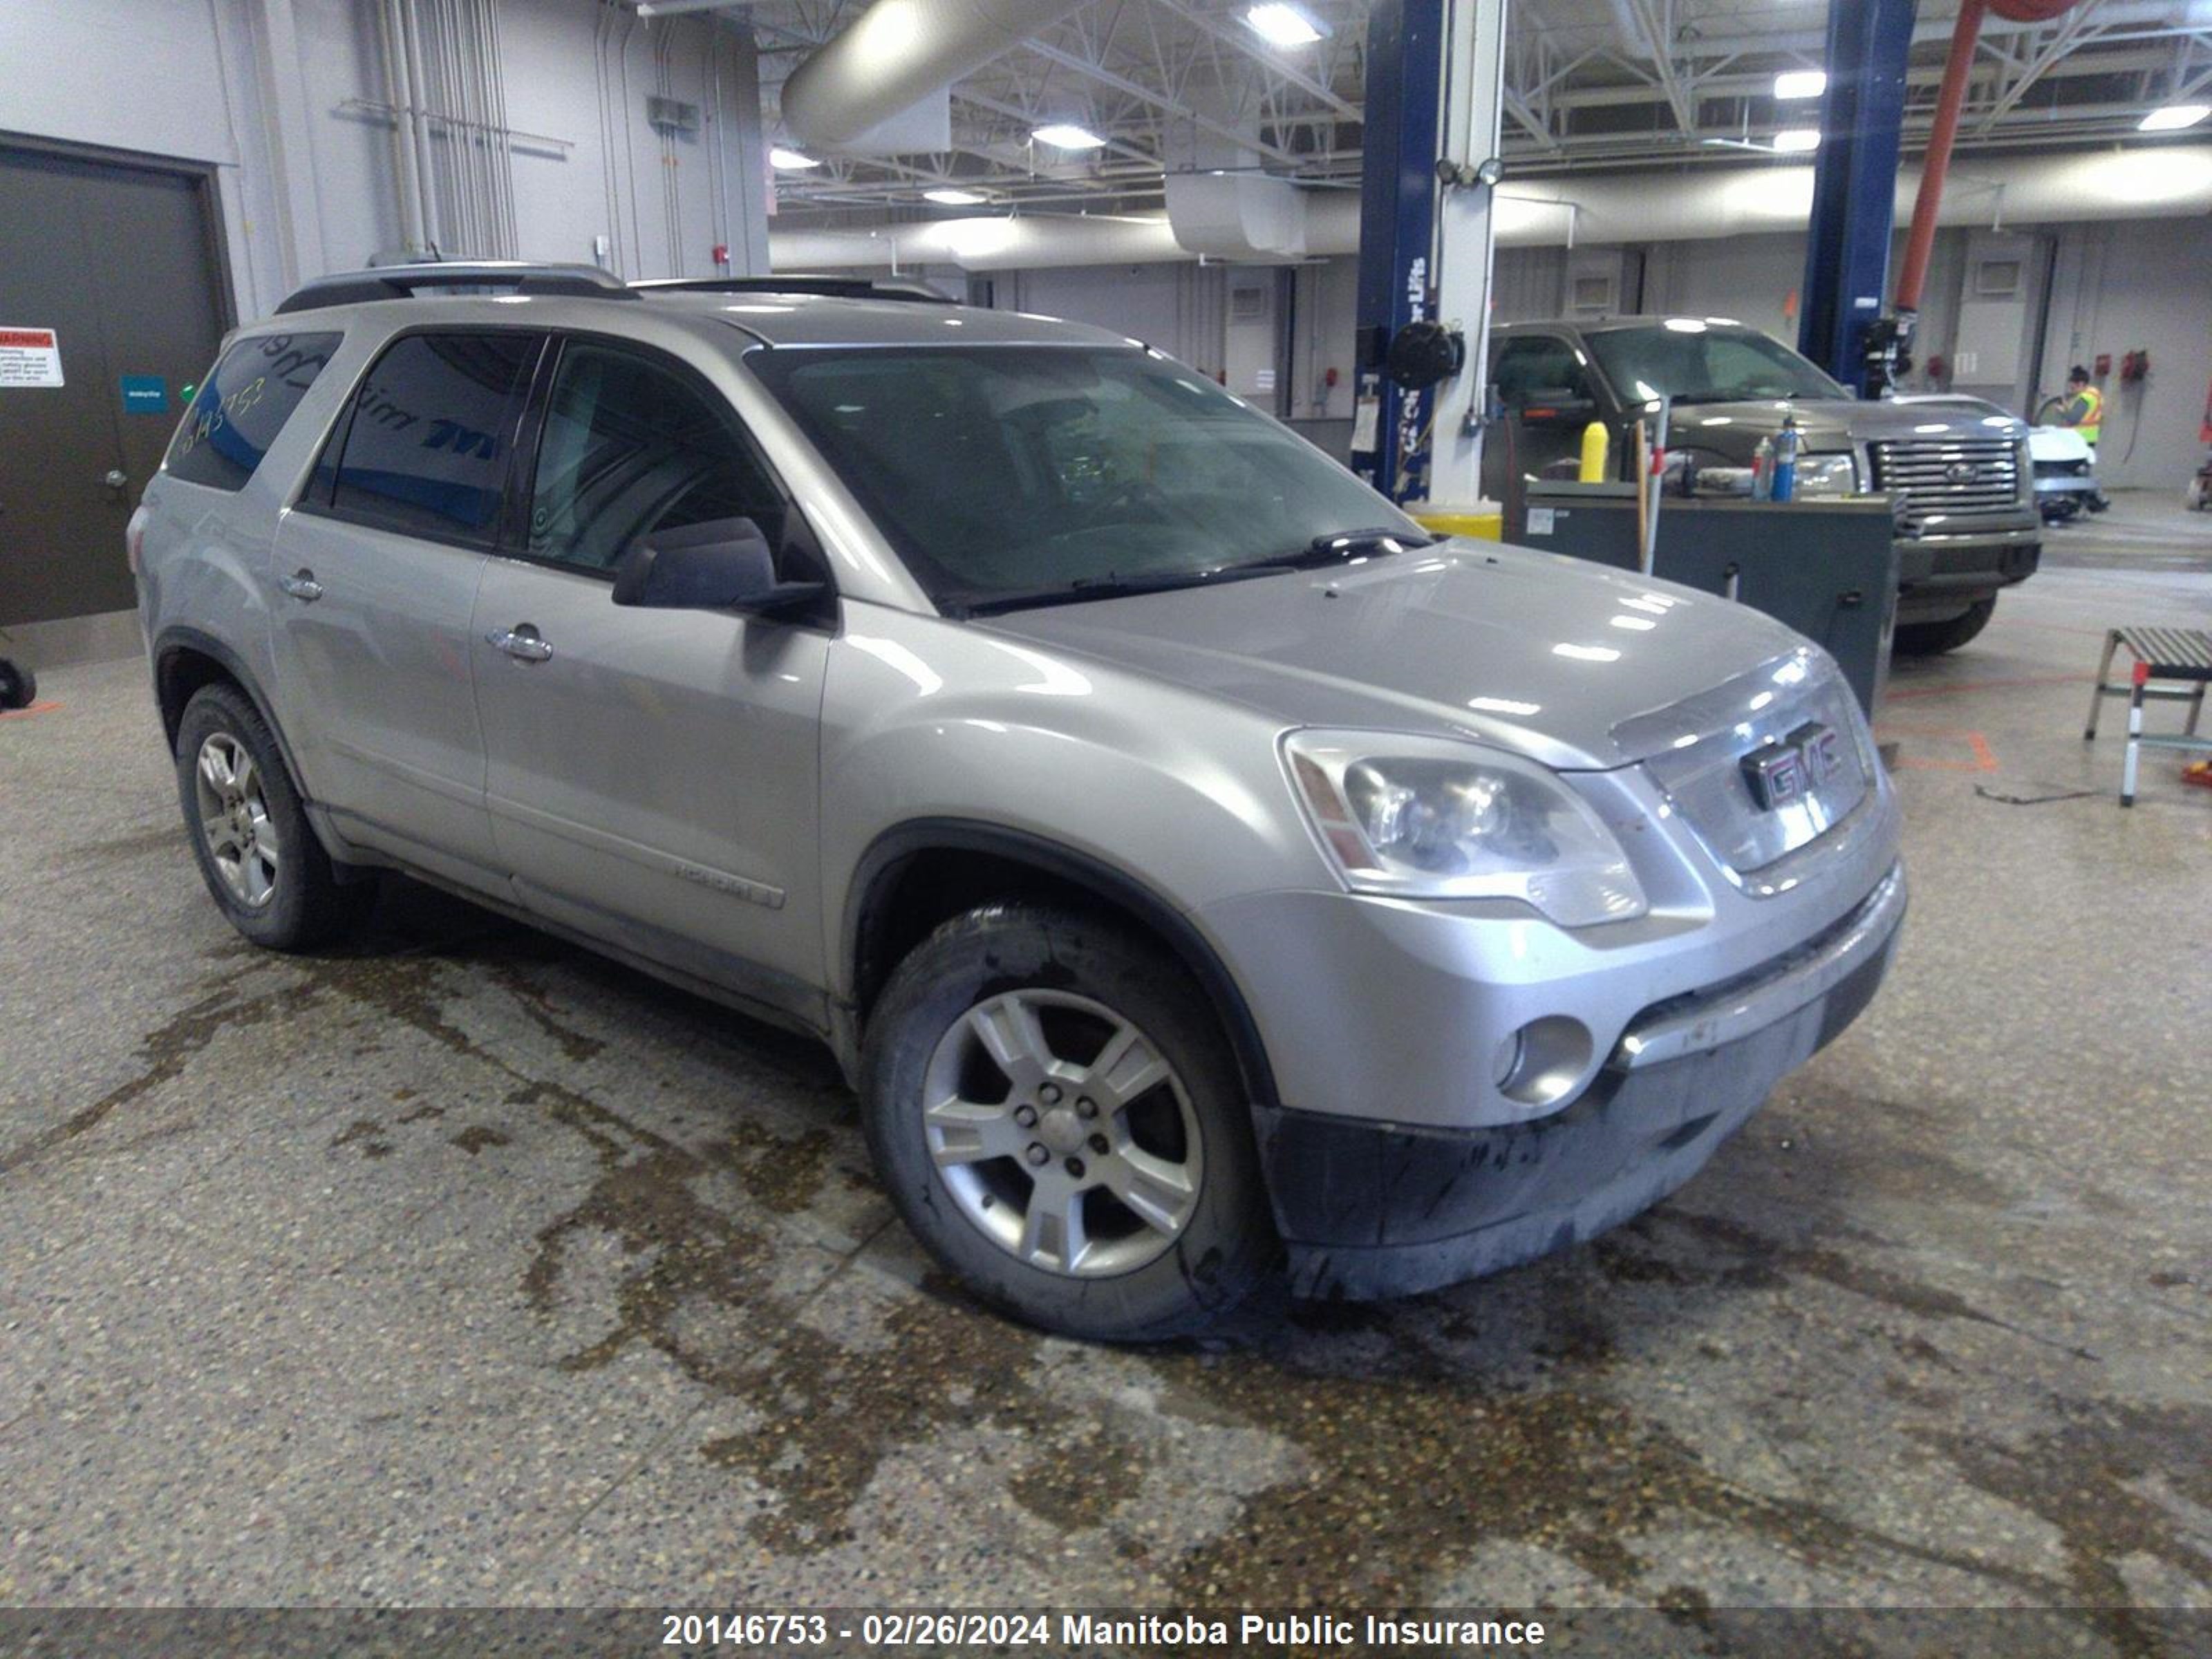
[487,625,553,663]
[279,570,324,602]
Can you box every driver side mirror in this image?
[612,515,828,620]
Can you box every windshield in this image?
[1584,323,1849,406]
[748,346,1420,611]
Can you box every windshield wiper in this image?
[1248,527,1435,571]
[957,563,1295,617]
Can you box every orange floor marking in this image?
[1878,724,1999,771]
[1885,673,2096,702]
[0,700,62,720]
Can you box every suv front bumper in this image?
[1250,861,1906,1300]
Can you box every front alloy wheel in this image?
[924,989,1201,1277]
[861,904,1274,1340]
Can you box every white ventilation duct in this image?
[780,0,1092,150]
[1492,147,2212,247]
[772,214,1187,272]
[773,147,2212,270]
[1163,174,1311,260]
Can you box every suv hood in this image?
[978,542,1812,771]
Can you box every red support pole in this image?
[1897,0,2086,315]
[1895,0,1985,315]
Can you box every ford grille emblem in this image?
[1741,722,1844,811]
[1944,460,1982,483]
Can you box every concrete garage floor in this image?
[2,494,2208,1647]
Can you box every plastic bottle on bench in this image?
[1772,414,1801,502]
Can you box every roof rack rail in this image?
[274,262,638,315]
[630,274,956,305]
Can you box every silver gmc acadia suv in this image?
[133,263,1906,1340]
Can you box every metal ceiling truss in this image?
[737,0,2212,224]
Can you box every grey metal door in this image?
[0,142,227,627]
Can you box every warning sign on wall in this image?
[0,328,65,388]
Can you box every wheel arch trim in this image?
[152,626,314,807]
[843,818,1280,1112]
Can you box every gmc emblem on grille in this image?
[1944,460,1983,483]
[1741,722,1844,810]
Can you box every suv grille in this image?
[1869,437,2022,531]
[1627,653,1875,888]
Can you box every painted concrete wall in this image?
[2034,215,2212,491]
[0,0,770,325]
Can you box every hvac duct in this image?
[771,147,2212,270]
[780,0,1092,150]
[1163,174,1311,261]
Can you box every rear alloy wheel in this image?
[862,905,1273,1339]
[174,684,371,950]
[1893,596,1996,657]
[194,732,281,910]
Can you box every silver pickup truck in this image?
[1483,317,2042,655]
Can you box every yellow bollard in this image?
[1578,420,1611,482]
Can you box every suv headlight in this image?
[1794,452,1860,496]
[1282,731,1649,926]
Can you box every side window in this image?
[527,342,788,575]
[1491,336,1591,406]
[328,332,538,544]
[165,331,344,491]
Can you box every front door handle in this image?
[487,625,553,664]
[279,570,324,602]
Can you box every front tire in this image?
[861,905,1274,1340]
[0,659,34,710]
[174,684,371,950]
[1894,596,1997,657]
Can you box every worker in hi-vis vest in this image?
[2056,365,2110,512]
[2059,365,2104,445]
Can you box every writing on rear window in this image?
[167,332,343,492]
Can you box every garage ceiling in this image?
[729,0,2212,221]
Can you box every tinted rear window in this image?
[165,332,343,491]
[329,332,538,544]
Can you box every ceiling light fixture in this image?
[2139,103,2210,132]
[769,147,821,171]
[1774,70,1827,101]
[1244,3,1327,47]
[924,187,988,205]
[1772,128,1822,153]
[1033,122,1107,149]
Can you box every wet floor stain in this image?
[328,1116,394,1159]
[0,974,307,1176]
[21,890,2205,1640]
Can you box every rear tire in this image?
[175,683,372,950]
[861,904,1275,1340]
[1894,597,1996,657]
[0,659,34,710]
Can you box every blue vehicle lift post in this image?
[1351,0,1445,503]
[1797,0,1920,396]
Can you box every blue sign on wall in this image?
[120,375,169,415]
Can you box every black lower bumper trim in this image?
[1258,922,1897,1300]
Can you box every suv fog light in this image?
[1495,1017,1594,1109]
